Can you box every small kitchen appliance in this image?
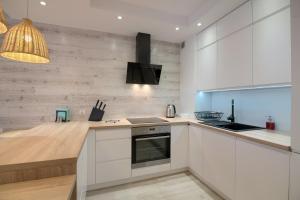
[166,104,176,118]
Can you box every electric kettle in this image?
[166,104,176,118]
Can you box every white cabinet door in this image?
[197,24,217,49]
[96,159,131,184]
[217,27,252,88]
[252,0,290,22]
[94,128,132,185]
[253,8,291,85]
[87,130,96,186]
[236,139,290,200]
[197,43,217,90]
[290,152,300,200]
[96,139,131,162]
[188,125,203,177]
[202,128,236,200]
[217,1,252,39]
[77,138,88,200]
[171,125,188,170]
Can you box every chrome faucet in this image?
[227,99,235,123]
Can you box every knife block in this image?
[88,109,104,122]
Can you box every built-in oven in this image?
[131,125,171,169]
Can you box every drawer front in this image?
[96,159,131,184]
[96,139,131,162]
[96,128,131,141]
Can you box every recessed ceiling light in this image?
[40,1,46,6]
[197,22,202,27]
[175,27,180,31]
[117,16,123,20]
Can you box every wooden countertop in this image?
[89,117,291,151]
[0,116,291,199]
[0,117,291,172]
[0,122,90,170]
[0,175,76,200]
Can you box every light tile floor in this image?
[87,172,223,200]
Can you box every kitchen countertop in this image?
[0,122,90,171]
[0,116,291,199]
[0,117,291,171]
[90,117,290,151]
[0,175,76,200]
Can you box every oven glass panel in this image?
[132,133,170,164]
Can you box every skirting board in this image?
[87,167,232,200]
[87,167,187,191]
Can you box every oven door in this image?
[132,133,170,169]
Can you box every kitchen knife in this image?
[95,100,99,108]
[102,104,106,111]
[98,101,103,110]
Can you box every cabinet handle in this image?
[135,136,170,141]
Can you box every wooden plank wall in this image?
[0,22,180,131]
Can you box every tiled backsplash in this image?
[196,87,291,132]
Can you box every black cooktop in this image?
[127,117,168,124]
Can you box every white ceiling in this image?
[2,0,247,43]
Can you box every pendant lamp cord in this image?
[26,0,29,18]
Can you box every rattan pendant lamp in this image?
[0,4,8,34]
[0,0,49,63]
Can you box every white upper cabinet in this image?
[197,24,217,49]
[217,27,253,88]
[217,1,252,39]
[197,43,217,90]
[253,8,291,85]
[252,0,290,22]
[202,128,236,200]
[236,139,290,200]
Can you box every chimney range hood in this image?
[126,33,162,85]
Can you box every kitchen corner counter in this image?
[0,175,76,200]
[188,121,291,151]
[0,117,291,188]
[0,122,90,185]
[89,116,291,151]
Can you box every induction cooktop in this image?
[127,117,168,124]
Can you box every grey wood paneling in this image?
[0,22,180,131]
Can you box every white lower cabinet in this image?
[96,159,131,184]
[188,125,203,177]
[92,128,132,185]
[202,128,236,200]
[77,138,88,200]
[290,152,300,200]
[171,125,188,170]
[235,138,290,200]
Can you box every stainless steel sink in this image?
[200,121,264,132]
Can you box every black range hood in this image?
[126,33,162,85]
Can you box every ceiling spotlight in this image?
[197,22,202,27]
[40,1,47,6]
[175,27,180,31]
[117,16,123,20]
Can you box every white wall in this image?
[179,36,197,117]
[0,20,180,131]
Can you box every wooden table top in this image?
[0,122,90,170]
[0,175,76,200]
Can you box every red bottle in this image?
[266,116,275,130]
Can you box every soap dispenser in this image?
[266,116,275,130]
